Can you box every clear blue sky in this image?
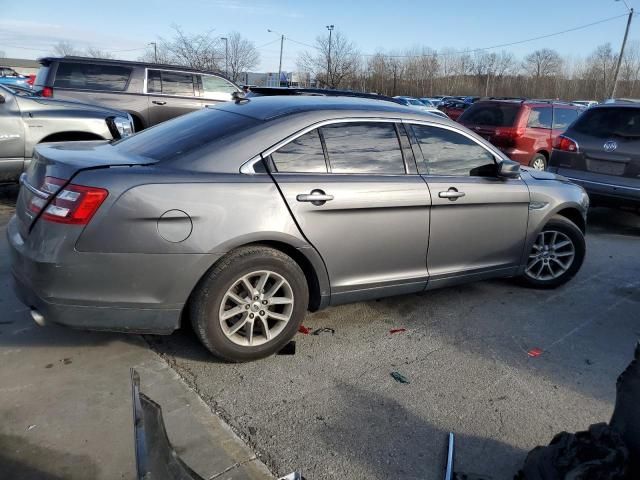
[0,0,637,72]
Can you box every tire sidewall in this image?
[530,154,547,170]
[522,217,585,289]
[194,249,308,362]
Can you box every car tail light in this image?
[28,176,108,225]
[554,135,579,153]
[493,127,524,148]
[41,86,53,97]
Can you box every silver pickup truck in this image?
[0,84,133,183]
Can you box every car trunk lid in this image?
[16,141,154,237]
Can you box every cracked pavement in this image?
[149,207,640,479]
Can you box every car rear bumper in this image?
[548,167,640,208]
[7,215,217,334]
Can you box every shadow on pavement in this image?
[587,207,640,237]
[0,434,98,480]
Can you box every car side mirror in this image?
[0,94,5,104]
[498,159,520,179]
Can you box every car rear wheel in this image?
[190,246,308,362]
[530,154,547,171]
[520,215,585,289]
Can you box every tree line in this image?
[298,31,640,101]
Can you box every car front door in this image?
[145,69,202,126]
[0,89,25,181]
[408,122,530,289]
[268,120,432,303]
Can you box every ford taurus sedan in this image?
[8,96,589,362]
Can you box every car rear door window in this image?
[147,70,197,97]
[412,125,496,176]
[53,62,132,91]
[271,129,328,173]
[527,107,552,128]
[321,122,405,174]
[553,108,579,130]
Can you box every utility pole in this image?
[326,25,334,88]
[150,42,157,63]
[268,29,286,87]
[221,37,228,78]
[611,5,634,99]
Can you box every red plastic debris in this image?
[528,347,544,357]
[298,325,311,335]
[389,328,407,334]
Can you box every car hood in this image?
[521,167,570,182]
[18,95,128,117]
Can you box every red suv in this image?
[458,100,583,170]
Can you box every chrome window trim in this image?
[240,117,407,174]
[403,119,521,179]
[143,67,238,98]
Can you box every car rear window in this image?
[572,107,640,138]
[34,65,50,87]
[459,103,519,126]
[114,108,258,161]
[53,62,132,91]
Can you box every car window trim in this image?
[52,61,134,93]
[403,119,510,177]
[144,68,239,98]
[240,117,408,175]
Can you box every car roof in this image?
[38,56,232,78]
[214,95,450,122]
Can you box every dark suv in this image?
[548,103,640,210]
[459,100,583,170]
[34,57,240,131]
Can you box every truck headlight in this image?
[106,116,134,139]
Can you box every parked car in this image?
[437,99,469,121]
[418,98,435,107]
[33,56,240,130]
[9,95,588,362]
[548,103,639,210]
[393,96,434,112]
[0,84,133,183]
[458,100,583,170]
[0,66,29,87]
[572,100,598,108]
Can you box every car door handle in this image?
[152,100,167,105]
[438,188,466,200]
[296,189,334,205]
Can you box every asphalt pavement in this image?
[148,207,640,480]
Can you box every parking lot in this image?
[141,207,638,479]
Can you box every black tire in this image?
[190,246,308,362]
[519,215,585,289]
[530,153,547,171]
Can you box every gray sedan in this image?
[8,96,589,362]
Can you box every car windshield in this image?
[459,103,520,126]
[572,107,640,138]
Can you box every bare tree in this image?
[523,49,563,78]
[226,32,259,82]
[298,30,360,88]
[52,41,80,56]
[85,47,115,59]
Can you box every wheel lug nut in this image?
[254,295,259,300]
[262,300,268,305]
[260,310,265,316]
[245,305,250,310]
[249,313,254,319]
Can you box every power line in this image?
[284,12,633,59]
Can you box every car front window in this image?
[201,75,238,100]
[412,124,496,176]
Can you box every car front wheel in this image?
[191,246,309,362]
[530,154,547,171]
[520,215,585,289]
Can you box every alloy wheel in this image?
[525,230,576,281]
[218,270,294,347]
[532,157,546,170]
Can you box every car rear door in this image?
[199,74,238,105]
[145,69,202,125]
[408,121,530,288]
[268,119,432,303]
[523,106,553,162]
